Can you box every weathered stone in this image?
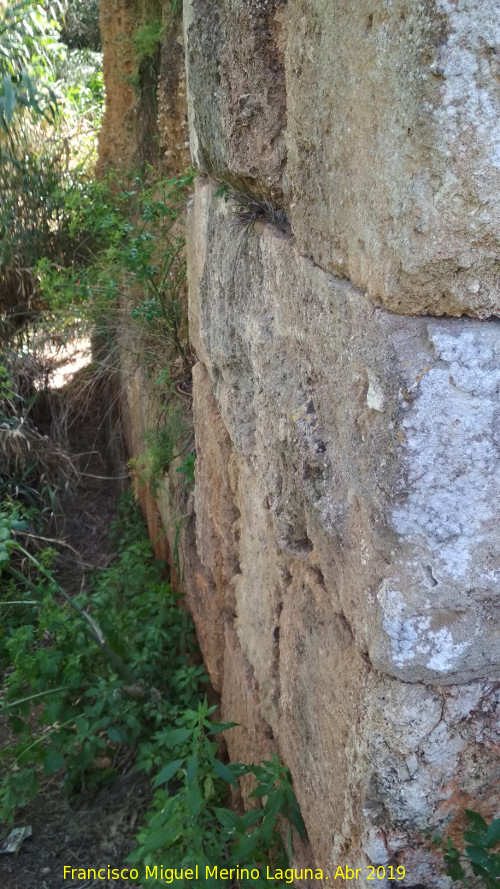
[285,0,500,317]
[221,623,276,798]
[229,451,291,733]
[99,0,188,174]
[100,0,500,880]
[98,0,138,172]
[190,177,500,686]
[279,560,368,872]
[186,176,500,880]
[184,0,286,197]
[188,361,240,688]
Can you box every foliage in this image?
[131,743,305,889]
[0,0,62,132]
[0,494,200,816]
[131,401,193,492]
[0,495,305,883]
[0,4,302,877]
[433,811,500,889]
[37,167,195,364]
[0,143,92,310]
[0,0,103,326]
[177,451,196,490]
[133,20,165,61]
[60,0,101,52]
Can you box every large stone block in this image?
[188,177,500,883]
[279,564,500,880]
[285,0,500,316]
[188,361,241,688]
[189,177,500,686]
[230,452,288,733]
[184,0,287,197]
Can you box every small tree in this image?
[0,0,63,134]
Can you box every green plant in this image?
[0,0,62,133]
[0,494,190,815]
[130,732,305,889]
[214,182,230,202]
[133,21,164,60]
[177,452,195,490]
[134,402,192,492]
[433,810,500,889]
[0,1,103,329]
[126,19,164,98]
[60,0,101,51]
[37,168,194,365]
[0,494,305,882]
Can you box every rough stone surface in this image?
[184,0,287,198]
[99,0,189,173]
[190,179,500,686]
[98,0,138,171]
[285,0,500,317]
[156,3,190,173]
[101,0,500,882]
[220,623,276,794]
[279,560,367,872]
[188,361,240,689]
[187,177,500,882]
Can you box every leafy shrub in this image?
[60,0,101,52]
[0,0,62,132]
[37,168,195,364]
[0,494,305,884]
[433,810,500,889]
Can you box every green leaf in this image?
[186,754,197,785]
[186,776,202,816]
[154,726,192,750]
[465,846,492,871]
[209,720,237,735]
[261,788,284,839]
[465,810,488,834]
[289,797,306,839]
[234,830,260,861]
[445,856,466,884]
[43,746,65,775]
[107,726,125,743]
[248,785,270,798]
[152,757,184,788]
[486,819,500,849]
[214,807,244,832]
[213,758,238,787]
[240,808,263,829]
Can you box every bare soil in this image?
[0,367,153,889]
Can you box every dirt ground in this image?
[0,362,153,889]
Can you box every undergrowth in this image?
[0,494,305,886]
[36,167,195,368]
[432,811,500,889]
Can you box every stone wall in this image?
[99,0,500,884]
[183,0,500,885]
[98,0,193,576]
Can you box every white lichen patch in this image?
[378,584,472,673]
[391,324,500,581]
[366,371,385,412]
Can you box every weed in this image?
[0,494,305,882]
[37,168,195,367]
[131,400,193,492]
[177,452,196,490]
[229,190,291,236]
[432,810,500,889]
[215,182,230,202]
[133,21,165,60]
